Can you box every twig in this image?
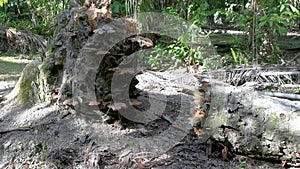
[0,161,11,169]
[0,121,55,134]
[0,127,32,134]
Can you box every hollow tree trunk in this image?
[12,0,153,121]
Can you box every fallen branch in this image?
[0,126,32,134]
[0,121,55,134]
[261,92,300,100]
[280,84,300,88]
[260,71,300,76]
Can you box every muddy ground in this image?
[0,70,284,169]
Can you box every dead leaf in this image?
[23,163,30,169]
[222,146,228,161]
[194,127,202,135]
[108,102,127,111]
[194,109,206,118]
[88,100,101,106]
[129,98,142,106]
[63,99,73,106]
[118,68,136,75]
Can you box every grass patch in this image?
[0,55,32,81]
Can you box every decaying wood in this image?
[208,79,300,161]
[125,18,138,36]
[85,0,112,31]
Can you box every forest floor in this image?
[0,63,285,168]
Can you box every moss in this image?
[72,38,82,49]
[16,58,53,104]
[37,64,52,103]
[206,110,228,129]
[265,113,279,131]
[16,60,41,105]
[46,50,55,58]
[241,137,263,154]
[39,57,58,85]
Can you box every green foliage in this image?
[0,0,8,7]
[138,42,182,70]
[0,0,69,37]
[229,0,300,64]
[162,7,181,17]
[1,0,299,67]
[30,142,47,168]
[125,0,139,17]
[41,143,46,162]
[123,0,156,18]
[111,0,126,17]
[264,88,272,92]
[220,52,249,67]
[116,0,300,67]
[126,140,135,148]
[230,48,238,64]
[230,48,249,66]
[239,157,247,164]
[188,1,212,26]
[141,34,208,71]
[139,0,155,12]
[257,2,299,37]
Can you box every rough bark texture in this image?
[10,1,300,164]
[14,4,154,120]
[206,80,300,162]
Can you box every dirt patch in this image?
[0,70,284,169]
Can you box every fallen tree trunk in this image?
[204,79,300,161]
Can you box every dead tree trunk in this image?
[9,0,155,121]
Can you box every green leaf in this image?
[279,4,285,13]
[239,157,247,164]
[269,20,273,27]
[230,48,238,64]
[277,26,287,35]
[281,11,292,17]
[258,19,268,28]
[111,1,121,13]
[289,4,300,15]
